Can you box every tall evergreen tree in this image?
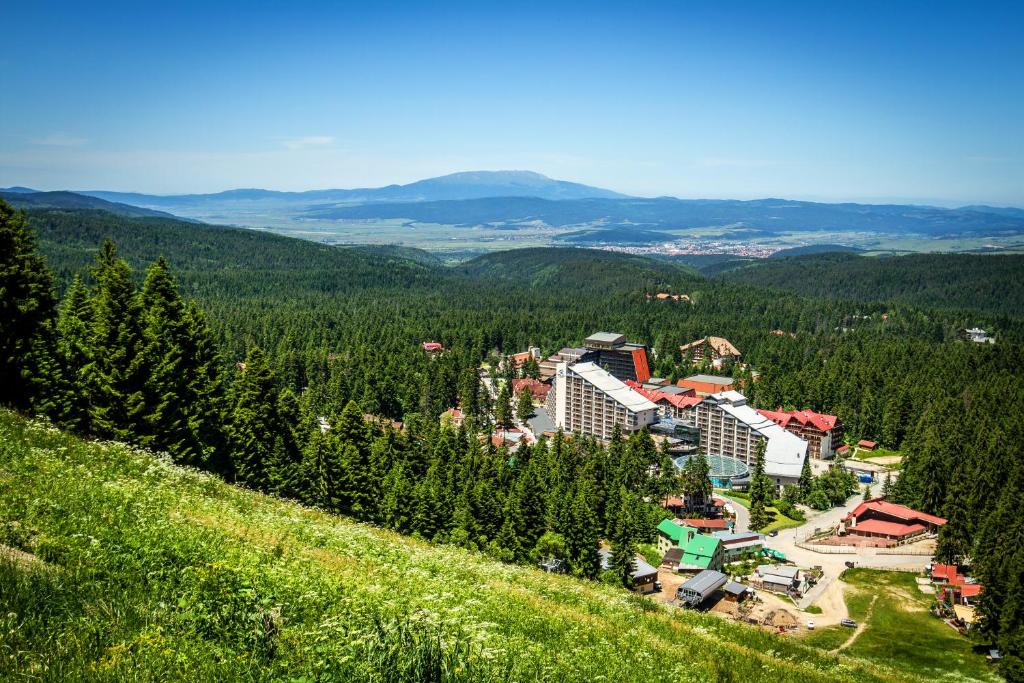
[55,276,93,432]
[515,387,534,423]
[228,347,279,489]
[85,240,148,441]
[609,487,638,588]
[0,200,59,412]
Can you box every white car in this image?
[806,620,815,630]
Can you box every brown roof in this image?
[680,336,741,357]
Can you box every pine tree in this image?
[85,240,148,441]
[749,497,772,532]
[798,453,813,501]
[0,200,60,412]
[180,300,227,472]
[139,257,192,456]
[609,487,638,588]
[55,276,93,432]
[515,387,534,423]
[881,471,893,499]
[862,482,873,501]
[495,380,513,428]
[228,347,279,489]
[749,439,772,507]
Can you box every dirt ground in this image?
[653,567,851,636]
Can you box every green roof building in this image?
[656,518,724,572]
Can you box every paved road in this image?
[718,491,930,610]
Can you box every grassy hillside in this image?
[721,252,1024,317]
[0,409,922,682]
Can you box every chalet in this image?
[681,518,729,532]
[841,498,946,543]
[508,346,542,369]
[680,336,741,369]
[422,341,444,353]
[656,519,724,571]
[932,563,984,606]
[599,549,659,593]
[757,407,844,459]
[441,407,465,427]
[511,378,550,403]
[836,444,850,458]
[857,439,877,451]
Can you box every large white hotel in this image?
[549,361,659,440]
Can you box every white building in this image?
[965,327,995,344]
[551,361,658,440]
[695,391,807,490]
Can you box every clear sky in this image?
[1,1,1022,205]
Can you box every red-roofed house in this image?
[681,518,730,532]
[508,346,542,369]
[857,439,877,451]
[422,342,444,353]
[441,407,465,427]
[842,498,946,543]
[511,378,550,403]
[836,444,850,457]
[757,407,844,459]
[931,563,961,584]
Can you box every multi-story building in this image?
[579,332,652,383]
[756,408,844,459]
[538,346,587,382]
[626,380,702,422]
[549,361,658,440]
[695,391,807,490]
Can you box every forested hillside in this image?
[721,252,1024,317]
[3,201,1024,678]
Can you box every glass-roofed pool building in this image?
[673,453,750,489]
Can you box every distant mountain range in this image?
[78,170,626,207]
[0,189,181,219]
[5,170,1024,241]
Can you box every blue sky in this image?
[1,1,1022,205]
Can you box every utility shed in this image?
[677,569,728,607]
[723,581,750,602]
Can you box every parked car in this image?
[841,619,857,628]
[806,620,815,630]
[653,580,663,592]
[844,560,856,568]
[768,530,779,537]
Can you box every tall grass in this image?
[0,411,928,681]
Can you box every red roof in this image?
[851,499,947,527]
[931,563,960,582]
[756,407,838,433]
[511,378,550,400]
[681,518,728,530]
[960,584,983,597]
[858,439,877,448]
[661,495,685,508]
[625,381,699,410]
[422,342,444,351]
[850,519,926,537]
[837,444,850,453]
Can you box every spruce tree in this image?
[609,487,638,588]
[85,240,148,441]
[0,200,60,412]
[798,453,813,501]
[516,387,534,423]
[228,347,279,489]
[180,300,227,472]
[55,276,93,432]
[495,380,513,428]
[749,497,772,532]
[139,257,192,456]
